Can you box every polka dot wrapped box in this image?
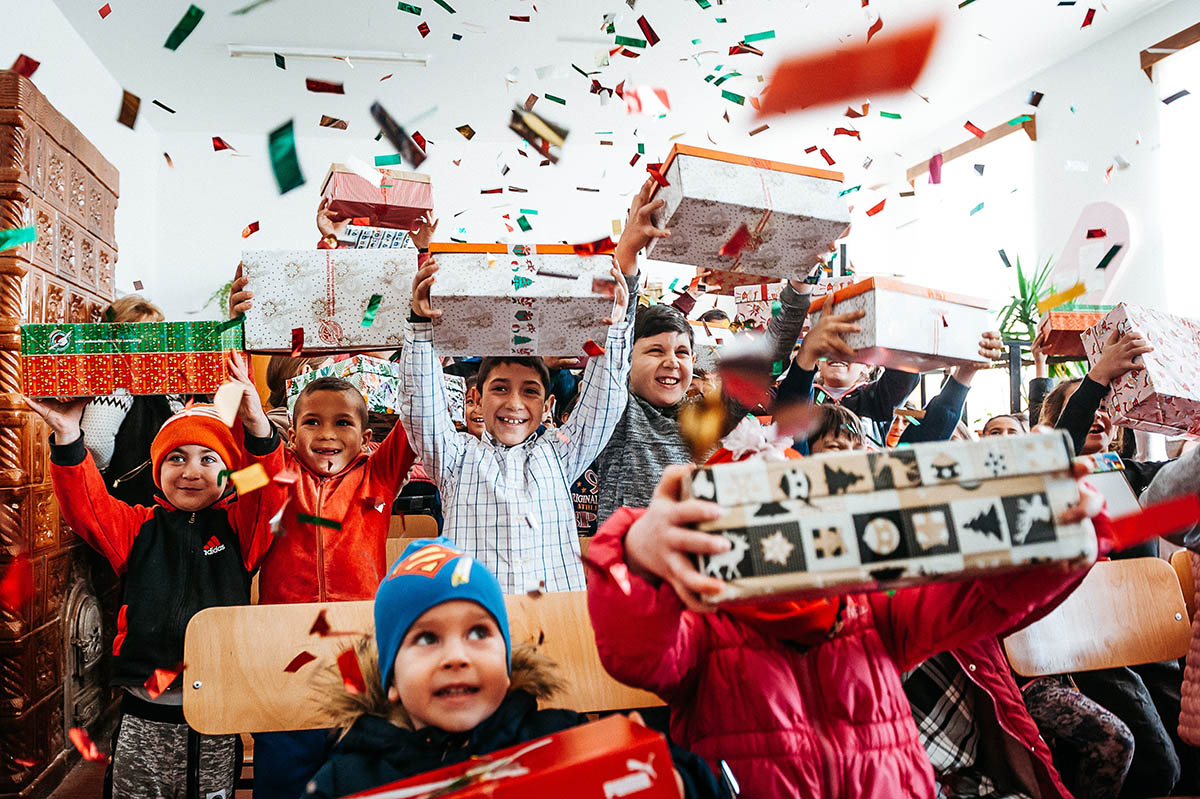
[1080,303,1200,438]
[684,431,1095,604]
[20,321,242,397]
[646,144,850,281]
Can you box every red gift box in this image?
[320,163,433,231]
[1037,310,1107,358]
[345,716,678,799]
[22,352,230,397]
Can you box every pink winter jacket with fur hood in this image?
[586,507,1097,799]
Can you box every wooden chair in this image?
[1004,558,1191,677]
[1171,548,1196,624]
[182,591,662,736]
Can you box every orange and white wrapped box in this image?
[1036,310,1109,358]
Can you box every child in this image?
[806,403,867,453]
[305,538,727,799]
[399,257,634,594]
[585,465,1109,799]
[595,178,815,524]
[25,353,284,798]
[981,414,1028,437]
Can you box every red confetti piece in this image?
[132,280,144,291]
[412,131,427,151]
[637,15,660,46]
[305,78,345,94]
[646,163,669,187]
[1086,228,1107,239]
[351,216,370,226]
[13,757,37,768]
[68,728,109,764]
[272,468,299,486]
[614,80,626,100]
[417,21,430,37]
[380,73,393,81]
[143,662,184,699]
[719,224,753,257]
[845,102,869,118]
[291,328,304,357]
[337,647,367,694]
[555,429,571,444]
[98,3,112,17]
[1108,495,1200,553]
[309,609,332,636]
[241,221,260,238]
[1081,7,1095,27]
[509,14,530,21]
[728,42,764,56]
[866,15,884,42]
[819,148,835,166]
[833,127,861,139]
[759,20,937,115]
[583,339,606,357]
[964,121,986,138]
[212,136,235,151]
[929,153,943,184]
[804,145,819,154]
[10,54,40,79]
[608,563,633,596]
[571,236,617,256]
[284,651,317,673]
[866,199,886,216]
[0,555,34,612]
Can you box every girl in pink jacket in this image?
[586,465,1108,799]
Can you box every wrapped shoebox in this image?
[1076,451,1139,518]
[337,224,413,249]
[1081,303,1200,438]
[1036,308,1110,358]
[427,243,617,356]
[684,431,1095,603]
[646,144,850,281]
[345,715,677,799]
[320,163,433,230]
[240,249,417,354]
[285,355,403,417]
[733,282,785,328]
[809,277,991,372]
[21,321,242,397]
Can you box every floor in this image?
[46,760,253,799]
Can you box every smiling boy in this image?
[399,259,635,593]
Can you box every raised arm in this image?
[899,332,1002,444]
[79,390,133,472]
[1058,329,1154,454]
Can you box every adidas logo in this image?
[202,536,226,557]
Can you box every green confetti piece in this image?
[164,4,204,50]
[517,215,532,232]
[969,202,985,216]
[519,208,537,215]
[374,154,403,167]
[433,0,455,11]
[1007,114,1033,125]
[958,0,979,6]
[637,142,645,154]
[614,35,647,48]
[1095,243,1123,270]
[268,119,305,194]
[0,226,36,252]
[544,93,566,105]
[397,2,421,13]
[274,52,285,69]
[712,72,742,86]
[362,294,383,327]
[715,17,726,23]
[743,30,775,42]
[998,249,1012,268]
[721,89,745,105]
[838,185,861,197]
[879,111,902,119]
[691,37,703,44]
[217,469,232,486]
[695,0,710,8]
[297,513,342,530]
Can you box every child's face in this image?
[159,445,227,511]
[480,364,550,446]
[289,390,372,476]
[809,431,864,454]
[388,600,509,732]
[816,360,868,388]
[630,331,694,407]
[463,387,485,439]
[982,417,1024,437]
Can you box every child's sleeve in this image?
[898,375,969,444]
[584,508,709,700]
[1055,376,1108,455]
[1141,445,1200,550]
[48,434,152,575]
[552,274,637,483]
[367,417,418,495]
[399,320,466,488]
[79,390,133,472]
[842,368,921,423]
[774,361,817,406]
[231,427,288,572]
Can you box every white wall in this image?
[1,0,162,298]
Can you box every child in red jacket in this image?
[585,464,1109,799]
[26,353,284,799]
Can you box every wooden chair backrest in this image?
[1004,558,1191,677]
[388,514,439,539]
[182,591,662,735]
[1171,548,1196,623]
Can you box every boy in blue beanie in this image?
[305,538,728,799]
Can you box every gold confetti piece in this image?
[456,124,476,139]
[1037,282,1087,315]
[229,463,270,495]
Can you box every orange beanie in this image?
[149,404,240,488]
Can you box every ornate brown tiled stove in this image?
[0,72,120,798]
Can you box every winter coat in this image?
[586,507,1099,799]
[304,639,728,799]
[257,420,416,604]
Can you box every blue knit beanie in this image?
[375,538,511,692]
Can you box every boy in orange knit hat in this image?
[25,351,286,799]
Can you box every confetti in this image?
[152,99,176,114]
[290,326,304,356]
[112,90,140,130]
[969,201,984,216]
[928,153,942,184]
[0,226,37,253]
[433,0,454,10]
[1007,114,1033,125]
[418,21,430,37]
[230,0,281,13]
[10,54,40,78]
[144,663,184,699]
[369,102,427,169]
[398,1,421,12]
[1081,8,1095,27]
[572,236,616,256]
[305,78,345,94]
[0,555,33,611]
[879,110,901,119]
[1027,90,1044,106]
[509,107,568,163]
[866,199,886,216]
[1037,282,1087,315]
[1162,89,1191,105]
[998,249,1012,268]
[544,93,567,105]
[1095,243,1123,270]
[230,463,270,495]
[283,651,317,673]
[318,115,348,131]
[819,148,834,165]
[728,42,764,56]
[164,4,204,50]
[298,513,342,530]
[833,127,860,138]
[274,52,285,69]
[615,35,647,48]
[838,184,861,197]
[268,119,305,194]
[98,3,112,17]
[974,163,985,175]
[1086,228,1107,239]
[212,136,235,151]
[133,280,144,290]
[362,293,383,326]
[866,15,884,42]
[517,215,532,232]
[964,121,986,138]
[748,124,769,136]
[636,15,660,46]
[583,339,606,357]
[69,728,109,763]
[456,124,476,140]
[273,468,299,487]
[608,563,633,596]
[242,221,260,238]
[721,89,745,105]
[845,102,869,118]
[337,647,367,694]
[759,20,937,115]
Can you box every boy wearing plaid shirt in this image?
[400,255,635,593]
